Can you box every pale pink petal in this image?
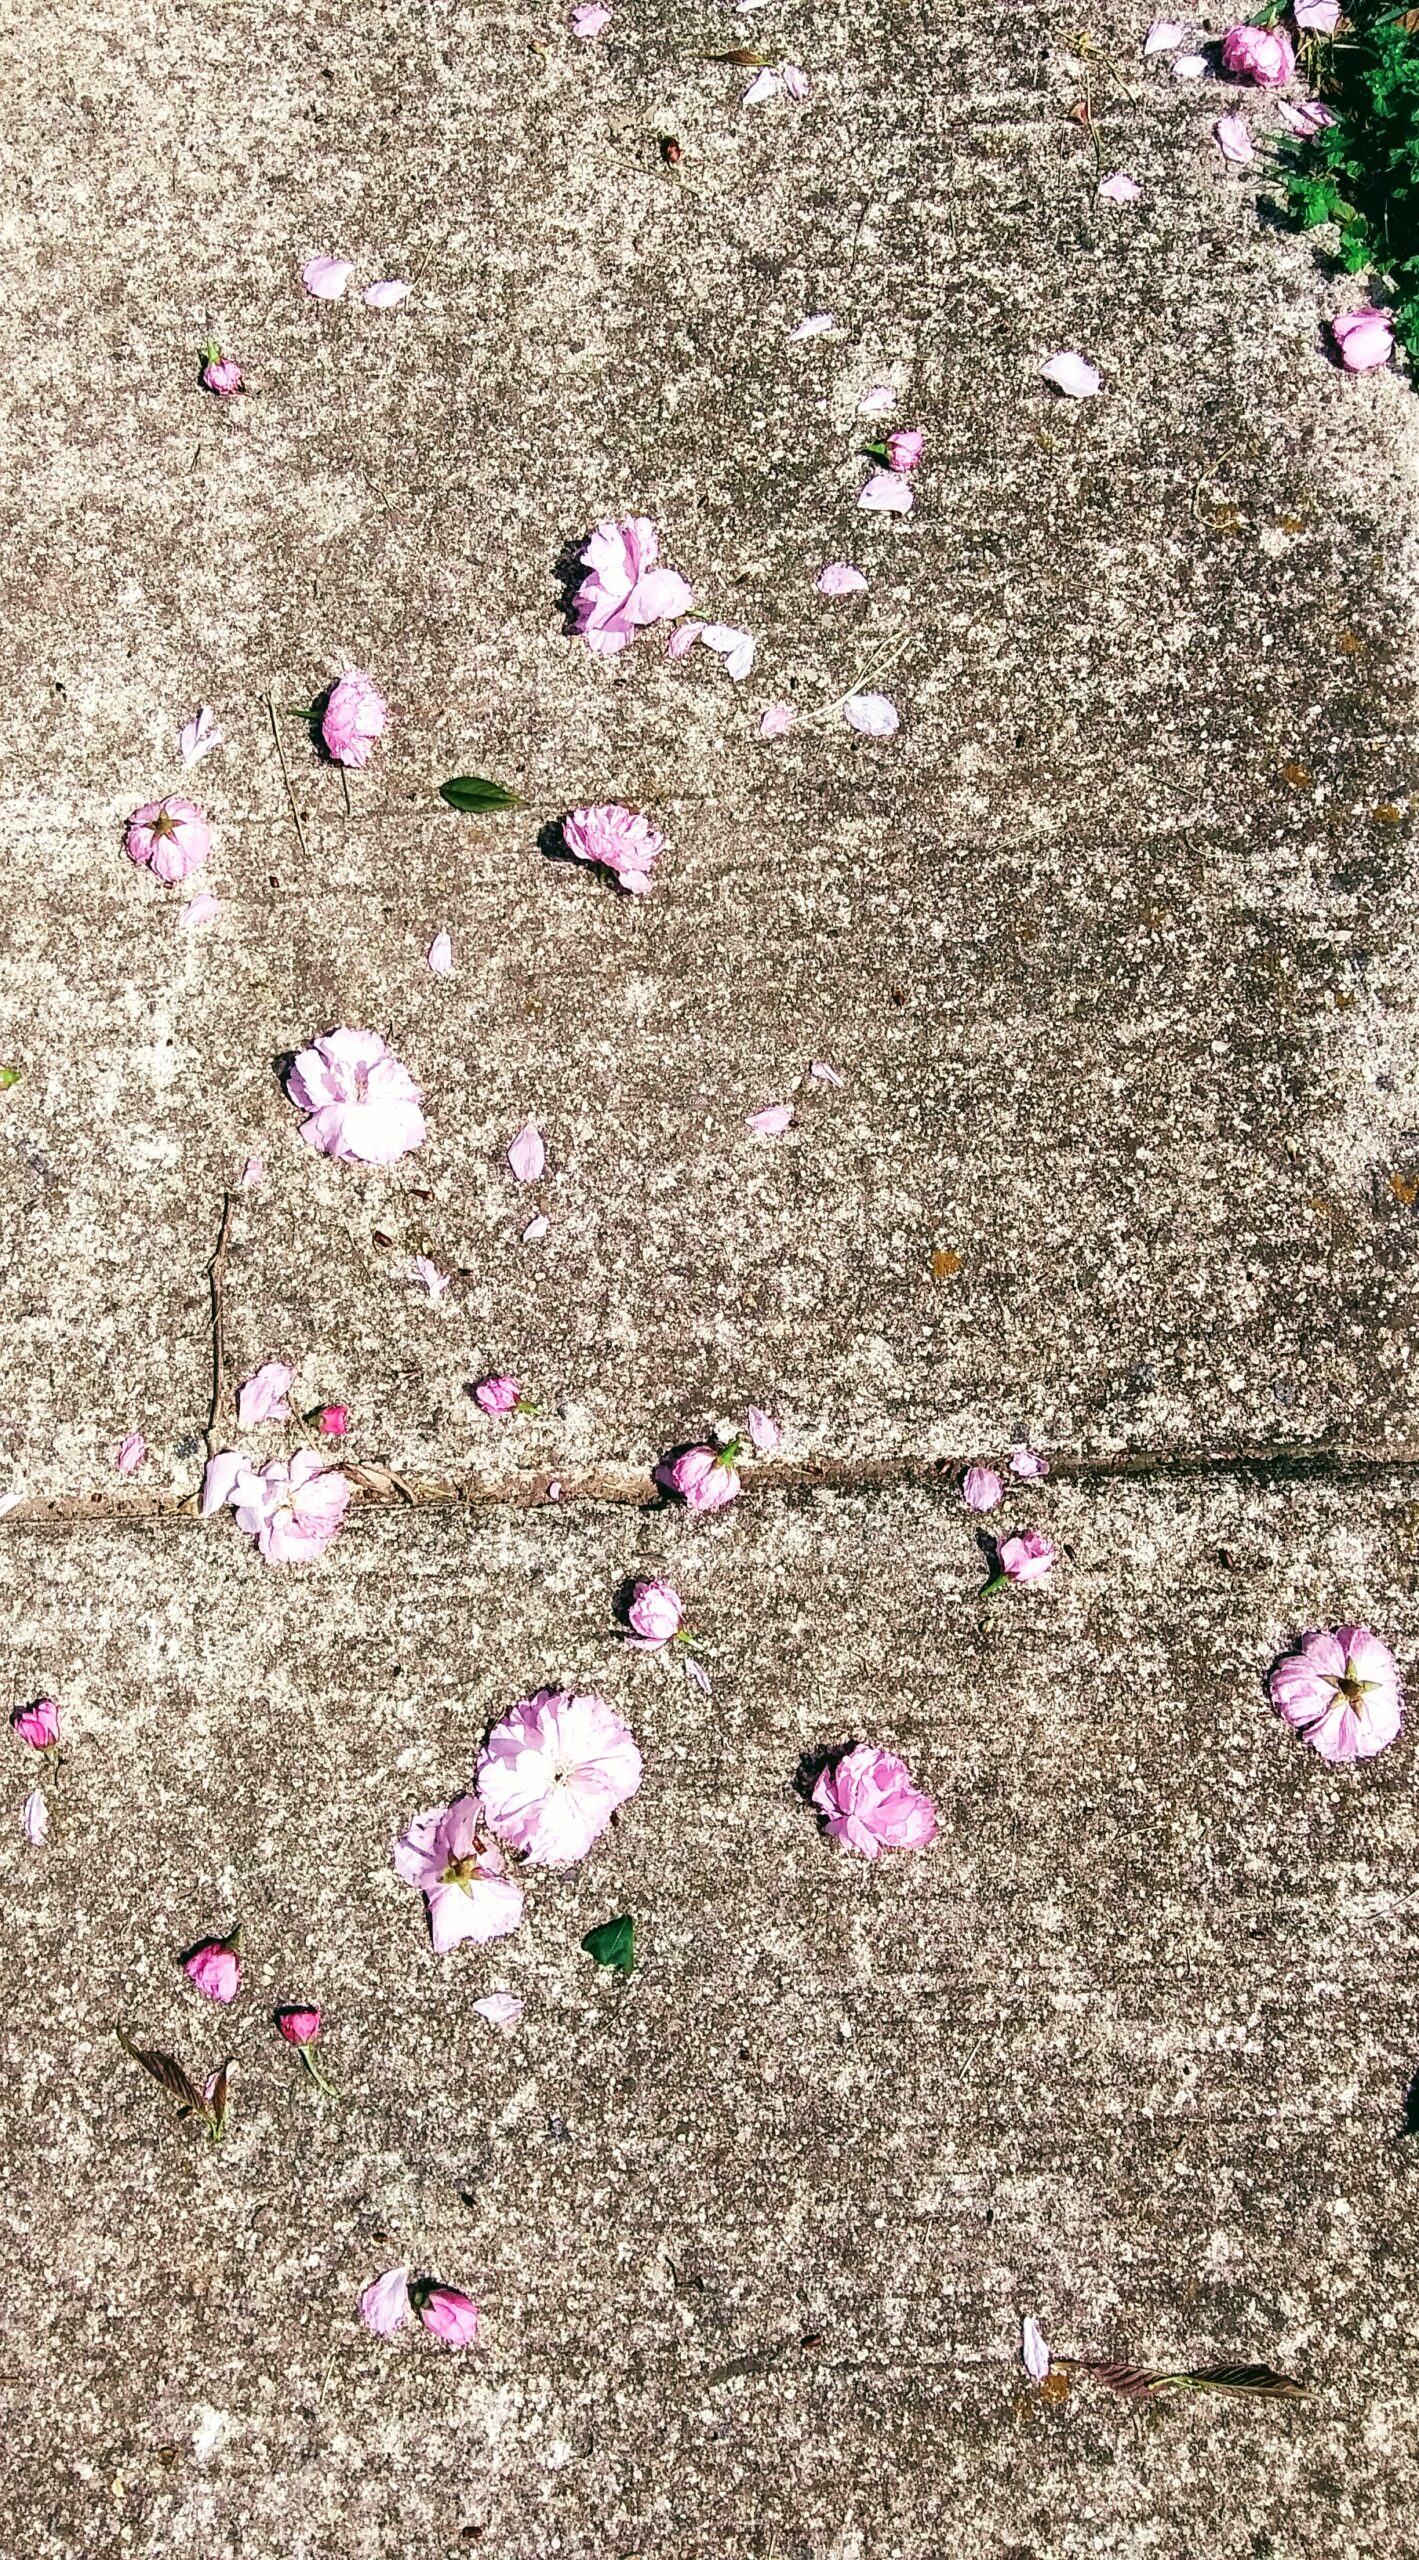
[508,1122,545,1183]
[858,385,897,416]
[858,470,914,515]
[747,1405,782,1451]
[411,1254,451,1300]
[115,1433,146,1475]
[1215,114,1254,164]
[760,703,797,738]
[1294,0,1340,24]
[1173,52,1208,76]
[667,619,706,659]
[780,63,810,99]
[1010,1448,1050,1480]
[570,1,611,30]
[843,691,899,737]
[241,1156,264,1188]
[743,67,781,102]
[1098,172,1142,203]
[1041,351,1102,399]
[630,565,695,625]
[789,312,835,340]
[1142,19,1185,54]
[178,705,222,768]
[1022,2317,1051,2383]
[701,623,756,679]
[472,1992,525,2032]
[362,279,413,308]
[427,930,454,976]
[746,1104,793,1136]
[522,1213,550,1242]
[302,255,355,300]
[237,1361,295,1430]
[200,1451,246,1515]
[816,561,868,597]
[962,1465,1004,1513]
[180,893,221,929]
[684,1655,712,1696]
[359,2268,412,2339]
[22,1788,49,1846]
[809,1059,843,1085]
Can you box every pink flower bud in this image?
[655,1445,741,1511]
[12,1697,60,1749]
[627,1578,684,1646]
[1331,307,1394,374]
[961,1466,1003,1514]
[182,1934,242,2004]
[201,352,244,397]
[999,1530,1056,1586]
[276,2006,322,2045]
[475,1374,521,1417]
[416,2284,480,2348]
[1220,22,1295,84]
[321,669,388,769]
[886,429,925,472]
[125,797,212,884]
[316,1403,351,1437]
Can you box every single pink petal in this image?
[1010,1448,1050,1480]
[684,1655,713,1696]
[816,561,868,597]
[858,469,914,515]
[200,1450,246,1515]
[472,1992,524,2032]
[743,66,781,102]
[843,692,899,737]
[747,1406,782,1451]
[667,619,706,659]
[962,1465,1004,1513]
[1142,19,1184,54]
[746,1104,793,1136]
[809,1059,843,1085]
[858,385,897,417]
[789,312,835,340]
[570,0,611,31]
[359,2268,412,2339]
[780,63,810,99]
[178,705,222,768]
[1215,114,1254,164]
[241,1155,264,1188]
[237,1360,295,1430]
[427,930,454,976]
[21,1788,49,1847]
[362,279,412,308]
[1294,0,1340,24]
[522,1213,550,1243]
[508,1122,546,1183]
[1173,52,1208,76]
[302,255,355,300]
[115,1432,147,1476]
[1022,2317,1051,2383]
[179,893,221,928]
[1098,171,1142,203]
[411,1254,451,1300]
[1041,351,1101,399]
[760,702,796,738]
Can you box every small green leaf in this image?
[439,774,525,814]
[581,1913,635,1974]
[0,1065,20,1090]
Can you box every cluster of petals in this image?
[12,1696,60,1749]
[744,63,809,104]
[562,802,664,895]
[626,1578,684,1647]
[201,350,243,397]
[287,1027,426,1164]
[474,1373,521,1417]
[476,1689,643,1867]
[359,2268,480,2348]
[303,257,411,308]
[1269,1625,1402,1764]
[812,1743,937,1860]
[1221,22,1294,84]
[999,1529,1056,1585]
[125,797,211,883]
[201,1445,352,1565]
[656,1444,741,1511]
[183,1934,242,2003]
[886,430,925,472]
[1332,307,1394,374]
[575,517,693,657]
[393,1794,525,1951]
[322,669,388,769]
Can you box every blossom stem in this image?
[299,2048,344,2100]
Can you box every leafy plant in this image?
[1277,2,1419,357]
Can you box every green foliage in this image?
[439,774,525,813]
[581,1912,635,1974]
[1279,3,1419,356]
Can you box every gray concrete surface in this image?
[2,0,1419,2551]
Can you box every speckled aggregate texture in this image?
[2,0,1418,2551]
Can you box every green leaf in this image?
[0,1065,20,1090]
[439,775,525,814]
[581,1913,635,1974]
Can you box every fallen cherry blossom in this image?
[508,1121,545,1182]
[962,1465,1004,1513]
[1041,351,1101,399]
[575,517,693,656]
[12,1697,60,1748]
[886,429,925,471]
[237,1360,294,1430]
[362,279,412,308]
[843,692,899,737]
[418,2286,480,2348]
[985,1530,1056,1593]
[473,1991,525,2033]
[1269,1626,1402,1763]
[812,1744,937,1859]
[179,705,222,767]
[747,1406,782,1452]
[859,469,913,515]
[747,1104,793,1136]
[277,2005,342,2096]
[360,2269,412,2338]
[115,1432,147,1475]
[570,1,611,31]
[180,893,220,929]
[477,1690,643,1866]
[1098,172,1142,203]
[288,1027,426,1164]
[315,1403,350,1436]
[200,346,243,396]
[789,312,835,339]
[125,796,211,882]
[627,1579,684,1646]
[427,930,454,975]
[760,702,797,738]
[322,668,387,768]
[302,254,354,300]
[656,1443,741,1511]
[1022,2317,1051,2383]
[392,1796,525,1950]
[562,802,664,894]
[1221,22,1294,83]
[21,1788,48,1847]
[817,562,868,597]
[183,1932,242,2004]
[1215,114,1254,163]
[1332,307,1394,373]
[474,1374,525,1417]
[202,1446,352,1564]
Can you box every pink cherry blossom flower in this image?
[21,1788,48,1847]
[1010,1448,1050,1480]
[180,892,220,928]
[276,2006,322,2045]
[1222,22,1295,82]
[12,1697,60,1749]
[288,1027,426,1164]
[812,1743,937,1859]
[859,385,897,416]
[859,469,914,514]
[1142,19,1184,53]
[700,623,756,680]
[363,279,412,308]
[1041,351,1101,399]
[115,1432,147,1475]
[817,562,868,597]
[201,350,243,397]
[760,702,797,738]
[322,669,388,769]
[1022,2317,1051,2383]
[627,1578,684,1646]
[411,1255,451,1300]
[886,430,925,472]
[427,930,454,975]
[1332,307,1394,373]
[998,1530,1056,1586]
[237,1360,294,1430]
[655,1444,741,1511]
[302,254,354,300]
[183,1933,242,2004]
[747,1104,793,1136]
[473,1990,524,2033]
[562,803,664,895]
[316,1403,350,1436]
[179,705,221,767]
[417,2285,480,2348]
[477,1690,643,1866]
[392,1795,525,1951]
[747,1406,782,1452]
[1293,0,1340,24]
[570,2,610,31]
[1215,114,1254,163]
[962,1465,1003,1513]
[208,1447,351,1564]
[575,517,693,657]
[1098,171,1142,203]
[475,1374,521,1417]
[844,692,899,737]
[1270,1626,1402,1764]
[359,2268,411,2339]
[125,797,211,883]
[507,1122,545,1183]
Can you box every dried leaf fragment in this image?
[1281,762,1313,789]
[1372,803,1404,826]
[930,1248,963,1279]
